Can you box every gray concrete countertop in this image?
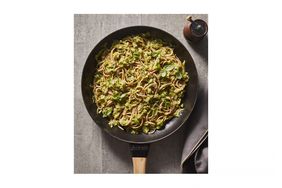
[74,14,208,173]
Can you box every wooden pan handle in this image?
[132,157,147,174]
[129,144,150,174]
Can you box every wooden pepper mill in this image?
[183,16,208,43]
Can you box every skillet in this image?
[81,26,198,173]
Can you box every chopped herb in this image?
[102,107,112,117]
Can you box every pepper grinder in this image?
[183,16,208,43]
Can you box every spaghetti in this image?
[93,33,189,134]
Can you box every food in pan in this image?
[92,33,189,134]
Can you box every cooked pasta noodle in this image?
[92,33,189,134]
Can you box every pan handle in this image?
[129,144,150,174]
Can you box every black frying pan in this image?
[81,26,198,173]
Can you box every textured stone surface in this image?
[74,14,208,173]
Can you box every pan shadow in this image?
[184,87,208,136]
[187,35,208,63]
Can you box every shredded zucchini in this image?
[93,33,189,134]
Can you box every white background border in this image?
[0,0,282,187]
